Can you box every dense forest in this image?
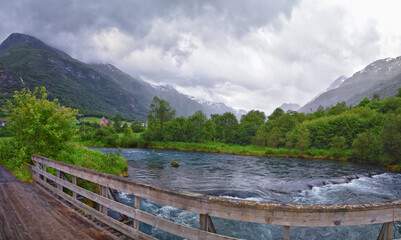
[75,91,401,171]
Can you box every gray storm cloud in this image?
[1,0,401,114]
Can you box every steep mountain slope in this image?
[0,33,246,119]
[0,63,24,107]
[91,63,247,119]
[89,63,153,116]
[299,58,401,113]
[0,33,146,118]
[326,75,347,91]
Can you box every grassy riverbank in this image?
[0,138,128,182]
[149,141,352,161]
[148,141,401,172]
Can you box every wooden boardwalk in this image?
[0,164,118,240]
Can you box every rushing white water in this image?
[95,147,401,239]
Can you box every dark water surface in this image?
[94,147,401,239]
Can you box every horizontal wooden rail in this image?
[31,155,400,239]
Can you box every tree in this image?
[297,124,310,154]
[149,96,176,130]
[184,111,208,142]
[373,93,381,101]
[268,108,284,121]
[211,112,238,143]
[147,96,176,141]
[357,97,371,108]
[236,110,266,145]
[331,136,346,159]
[327,102,348,116]
[163,117,185,142]
[253,124,269,146]
[352,129,380,163]
[114,114,123,132]
[266,127,281,148]
[6,87,78,160]
[381,114,401,164]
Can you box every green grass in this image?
[80,117,132,126]
[0,136,13,142]
[83,117,102,124]
[0,139,128,182]
[149,141,352,161]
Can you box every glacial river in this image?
[94,147,401,239]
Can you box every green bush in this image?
[0,87,128,182]
[352,129,381,163]
[120,134,138,147]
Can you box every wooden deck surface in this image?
[0,164,118,240]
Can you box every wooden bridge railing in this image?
[30,155,400,240]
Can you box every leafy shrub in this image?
[352,129,381,163]
[120,134,138,147]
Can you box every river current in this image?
[94,147,401,239]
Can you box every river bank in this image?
[79,139,400,173]
[149,141,343,159]
[148,141,401,173]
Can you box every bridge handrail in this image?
[30,154,398,240]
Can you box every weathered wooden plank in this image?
[284,226,290,240]
[72,176,77,199]
[32,155,401,228]
[200,214,207,231]
[33,172,156,240]
[200,214,216,233]
[32,165,240,240]
[377,222,393,240]
[35,161,47,182]
[134,196,140,230]
[57,170,63,191]
[100,185,108,214]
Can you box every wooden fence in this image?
[30,155,400,240]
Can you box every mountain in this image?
[302,75,347,109]
[91,63,247,119]
[0,63,24,109]
[299,57,401,113]
[278,103,301,112]
[326,75,347,91]
[0,33,245,120]
[189,96,247,119]
[0,33,146,118]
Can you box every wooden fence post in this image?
[99,185,108,215]
[57,170,63,191]
[377,222,393,240]
[284,226,290,240]
[72,176,77,199]
[42,164,47,182]
[134,196,140,230]
[200,214,216,233]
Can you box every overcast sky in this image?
[1,0,401,114]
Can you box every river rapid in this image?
[94,147,401,239]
